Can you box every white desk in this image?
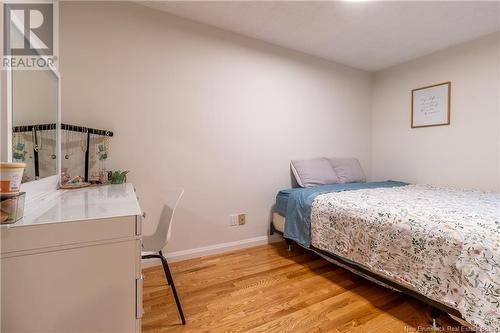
[1,183,143,333]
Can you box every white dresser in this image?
[1,183,143,333]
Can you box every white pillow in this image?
[291,158,339,187]
[328,158,366,183]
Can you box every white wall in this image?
[12,70,58,126]
[371,33,500,192]
[59,2,372,253]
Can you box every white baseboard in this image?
[141,234,282,268]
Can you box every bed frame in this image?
[269,221,465,326]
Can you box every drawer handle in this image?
[136,275,144,319]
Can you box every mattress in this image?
[277,181,406,246]
[275,182,402,218]
[311,184,499,332]
[272,212,285,233]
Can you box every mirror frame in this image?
[5,2,61,194]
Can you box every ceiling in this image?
[143,1,500,72]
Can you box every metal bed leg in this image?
[430,307,441,329]
[285,239,292,252]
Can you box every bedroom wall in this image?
[371,33,500,192]
[59,2,372,255]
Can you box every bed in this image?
[271,182,500,333]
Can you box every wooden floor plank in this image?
[142,242,464,333]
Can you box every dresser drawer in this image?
[1,215,139,255]
[1,238,141,332]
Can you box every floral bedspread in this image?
[310,185,500,332]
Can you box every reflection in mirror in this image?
[12,70,58,183]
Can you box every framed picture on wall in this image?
[411,81,451,128]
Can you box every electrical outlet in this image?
[230,214,238,226]
[238,214,246,225]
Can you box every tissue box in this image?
[1,192,26,224]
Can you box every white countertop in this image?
[4,183,142,228]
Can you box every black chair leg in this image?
[159,251,186,325]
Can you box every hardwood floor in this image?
[142,242,463,333]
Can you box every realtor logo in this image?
[3,3,53,56]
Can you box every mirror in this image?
[11,69,59,183]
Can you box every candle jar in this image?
[1,192,26,224]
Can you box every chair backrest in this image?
[145,188,184,252]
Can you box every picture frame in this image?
[411,81,451,128]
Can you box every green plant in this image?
[109,170,129,184]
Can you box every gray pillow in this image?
[291,158,339,187]
[328,158,366,184]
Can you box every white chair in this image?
[141,188,186,325]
